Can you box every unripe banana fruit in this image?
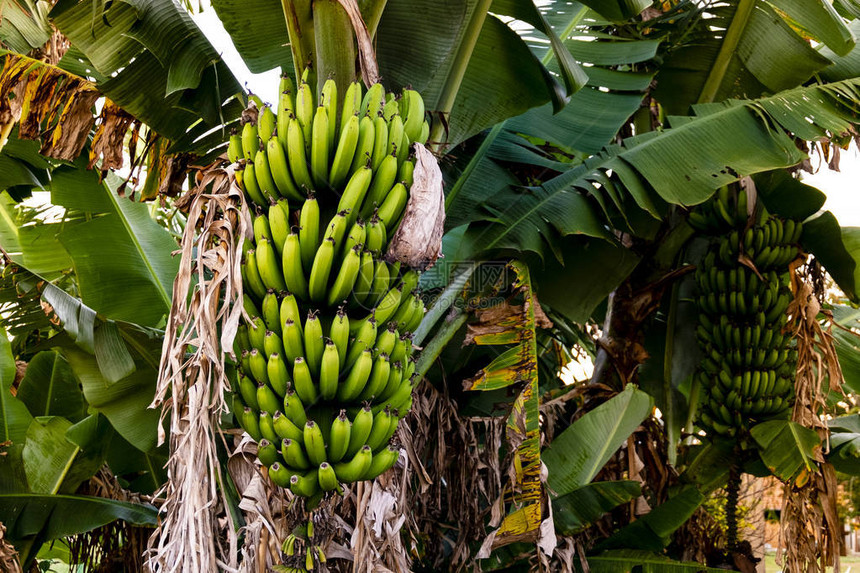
[231,81,427,496]
[691,188,800,439]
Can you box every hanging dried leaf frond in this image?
[350,449,414,573]
[68,468,154,573]
[0,52,99,159]
[0,521,22,573]
[386,144,445,271]
[777,261,845,573]
[146,162,249,573]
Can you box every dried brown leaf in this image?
[335,0,380,86]
[385,144,444,270]
[89,102,135,171]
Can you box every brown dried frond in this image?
[145,161,249,573]
[777,261,845,573]
[0,521,22,573]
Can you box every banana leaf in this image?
[15,351,86,422]
[750,420,820,481]
[586,549,736,573]
[543,384,652,496]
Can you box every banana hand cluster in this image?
[230,73,429,498]
[690,187,801,438]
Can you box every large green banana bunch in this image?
[689,187,802,438]
[228,71,430,498]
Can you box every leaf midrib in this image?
[102,181,172,311]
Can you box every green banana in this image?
[295,79,314,155]
[268,462,293,487]
[257,439,279,467]
[337,166,374,226]
[303,420,327,465]
[358,352,390,401]
[267,137,303,202]
[293,356,319,405]
[377,182,408,233]
[319,340,340,401]
[277,74,294,148]
[310,105,330,188]
[259,411,279,443]
[330,308,350,368]
[321,78,338,151]
[249,349,270,386]
[287,117,314,192]
[328,410,351,463]
[363,443,399,480]
[281,438,311,470]
[227,128,242,163]
[283,390,308,427]
[254,145,279,201]
[255,238,287,291]
[360,154,398,219]
[241,161,268,207]
[282,231,309,300]
[309,237,336,303]
[267,353,290,397]
[345,315,377,369]
[242,250,267,300]
[241,121,258,161]
[239,406,262,441]
[333,445,372,483]
[318,462,340,492]
[341,81,362,126]
[273,411,304,442]
[346,405,374,458]
[371,114,389,170]
[360,83,385,118]
[337,348,373,401]
[351,115,375,173]
[238,373,259,411]
[327,245,362,307]
[304,311,325,376]
[299,193,321,272]
[282,318,305,364]
[258,105,276,142]
[329,113,360,189]
[268,200,291,258]
[290,469,320,497]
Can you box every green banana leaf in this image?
[459,78,860,264]
[750,420,820,481]
[799,212,858,301]
[22,416,104,495]
[833,306,860,394]
[529,236,641,324]
[553,480,641,535]
[826,414,860,475]
[60,342,161,454]
[0,329,33,495]
[597,486,705,552]
[0,329,32,447]
[752,170,827,221]
[49,166,179,327]
[654,0,850,114]
[49,0,243,143]
[209,0,295,75]
[0,493,157,563]
[15,351,86,422]
[586,549,736,573]
[543,385,652,496]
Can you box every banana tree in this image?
[0,0,859,571]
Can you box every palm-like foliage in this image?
[0,0,858,571]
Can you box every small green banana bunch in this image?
[228,72,430,499]
[228,69,428,216]
[691,187,801,438]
